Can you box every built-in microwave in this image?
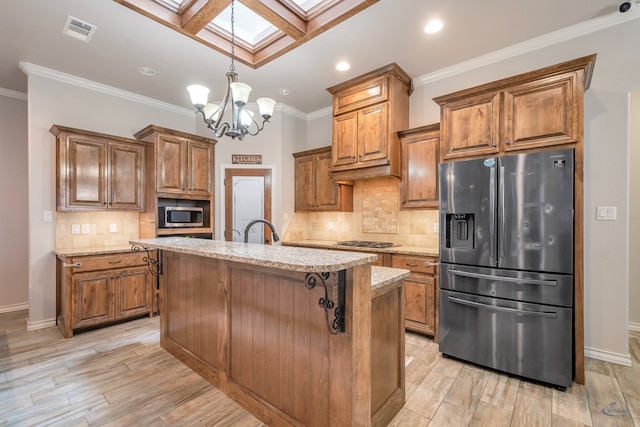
[158,206,204,228]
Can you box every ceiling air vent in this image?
[62,15,97,42]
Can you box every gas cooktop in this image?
[336,240,398,248]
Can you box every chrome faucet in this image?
[243,219,280,244]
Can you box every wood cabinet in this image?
[434,55,597,161]
[391,254,438,338]
[134,125,216,238]
[327,63,412,180]
[398,124,440,209]
[51,125,146,211]
[293,146,353,212]
[56,251,155,338]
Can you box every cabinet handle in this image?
[424,261,440,267]
[109,260,122,264]
[406,263,418,267]
[63,262,82,268]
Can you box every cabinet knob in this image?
[505,140,511,146]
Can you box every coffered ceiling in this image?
[114,0,378,68]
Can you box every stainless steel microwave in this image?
[158,206,204,228]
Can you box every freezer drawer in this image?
[440,263,573,307]
[439,290,573,388]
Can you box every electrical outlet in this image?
[433,223,439,233]
[43,211,53,222]
[71,224,80,234]
[110,223,118,233]
[81,224,90,234]
[328,221,334,230]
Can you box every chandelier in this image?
[187,0,276,140]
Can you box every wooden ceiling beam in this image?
[182,0,230,34]
[240,0,306,40]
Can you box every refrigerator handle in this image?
[448,295,558,318]
[499,165,506,263]
[447,268,557,286]
[489,166,496,264]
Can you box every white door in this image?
[224,168,273,243]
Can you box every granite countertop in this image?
[282,240,439,258]
[130,237,378,273]
[371,266,410,293]
[54,245,136,257]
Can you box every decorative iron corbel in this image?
[304,270,346,335]
[131,245,162,276]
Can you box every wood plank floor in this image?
[1,309,638,426]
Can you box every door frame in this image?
[220,165,275,242]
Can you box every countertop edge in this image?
[282,240,439,258]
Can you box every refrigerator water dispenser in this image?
[445,213,474,249]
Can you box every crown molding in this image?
[414,11,640,88]
[0,87,27,101]
[18,62,194,117]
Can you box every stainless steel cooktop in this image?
[336,240,398,249]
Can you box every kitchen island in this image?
[130,237,409,427]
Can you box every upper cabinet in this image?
[293,146,353,212]
[51,125,146,211]
[434,54,597,161]
[398,124,440,209]
[134,125,216,199]
[327,63,413,180]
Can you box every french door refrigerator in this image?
[438,148,574,389]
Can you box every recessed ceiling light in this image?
[138,66,156,76]
[278,88,290,96]
[336,61,351,71]
[424,19,443,34]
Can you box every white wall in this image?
[0,91,28,311]
[630,88,640,328]
[23,69,196,327]
[407,18,640,362]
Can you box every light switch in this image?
[71,224,80,234]
[433,223,439,233]
[110,223,118,233]
[43,211,53,222]
[596,206,617,221]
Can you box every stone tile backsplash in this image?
[55,211,140,250]
[283,177,439,251]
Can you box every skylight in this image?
[209,2,277,46]
[115,0,379,68]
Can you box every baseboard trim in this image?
[629,322,640,332]
[585,346,632,367]
[0,303,29,314]
[27,318,56,331]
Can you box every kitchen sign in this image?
[232,154,262,165]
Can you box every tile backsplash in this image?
[283,177,439,251]
[55,211,140,250]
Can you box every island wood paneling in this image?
[158,250,404,426]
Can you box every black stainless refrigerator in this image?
[438,148,574,389]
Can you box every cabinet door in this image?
[440,92,500,160]
[358,103,388,163]
[294,154,315,211]
[332,112,358,166]
[66,136,107,209]
[404,275,435,336]
[187,140,213,197]
[72,271,114,329]
[115,267,151,319]
[401,127,439,209]
[157,135,187,194]
[108,141,144,210]
[315,151,340,210]
[502,73,578,151]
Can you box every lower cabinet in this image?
[56,251,154,338]
[391,254,438,338]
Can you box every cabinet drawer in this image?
[70,252,148,273]
[391,255,437,274]
[333,76,388,115]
